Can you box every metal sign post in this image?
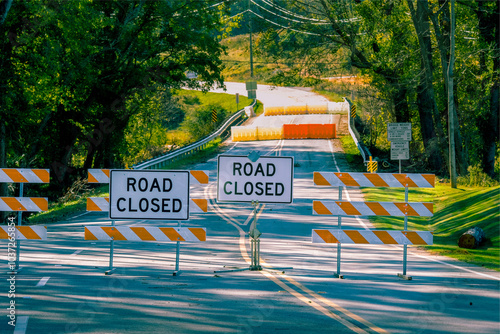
[334,186,343,279]
[215,154,294,274]
[398,186,412,280]
[14,183,24,272]
[105,220,116,275]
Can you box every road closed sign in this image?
[109,170,190,220]
[217,155,293,203]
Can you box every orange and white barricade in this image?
[313,200,433,217]
[312,170,435,279]
[85,226,206,242]
[88,169,210,185]
[312,229,433,245]
[0,168,50,272]
[0,226,47,240]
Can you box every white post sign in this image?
[217,155,293,203]
[109,170,190,220]
[391,141,410,160]
[387,123,412,142]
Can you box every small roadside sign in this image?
[109,170,190,220]
[217,155,293,203]
[387,123,412,142]
[391,141,410,160]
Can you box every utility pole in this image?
[248,0,254,78]
[448,0,457,188]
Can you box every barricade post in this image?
[313,171,435,279]
[0,168,50,273]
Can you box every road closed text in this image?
[217,155,293,203]
[110,171,190,220]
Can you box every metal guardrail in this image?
[134,100,257,170]
[345,97,372,163]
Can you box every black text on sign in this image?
[109,170,190,220]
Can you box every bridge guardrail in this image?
[133,99,257,170]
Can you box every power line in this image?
[251,0,329,25]
[259,0,327,23]
[249,10,329,36]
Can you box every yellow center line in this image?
[207,178,389,334]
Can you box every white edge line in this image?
[36,277,50,287]
[14,315,29,334]
[411,251,500,281]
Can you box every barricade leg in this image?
[334,186,344,279]
[174,220,182,276]
[398,187,412,280]
[105,220,116,275]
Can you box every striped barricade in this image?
[312,229,433,245]
[0,197,48,212]
[313,200,433,217]
[84,226,206,242]
[0,226,47,240]
[0,168,50,183]
[313,172,435,188]
[88,169,210,185]
[87,197,208,213]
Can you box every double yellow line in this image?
[207,183,389,334]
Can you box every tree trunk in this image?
[458,226,485,249]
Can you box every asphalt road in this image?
[1,88,499,334]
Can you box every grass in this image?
[339,134,365,171]
[28,185,109,225]
[176,89,255,114]
[362,184,500,271]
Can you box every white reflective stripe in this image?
[380,202,404,216]
[390,231,411,245]
[0,198,48,212]
[18,169,43,183]
[417,231,434,245]
[116,227,141,241]
[88,169,110,183]
[359,230,384,244]
[411,203,433,216]
[87,197,110,211]
[0,226,47,240]
[148,227,168,241]
[176,227,197,242]
[86,227,112,240]
[409,174,433,188]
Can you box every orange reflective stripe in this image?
[372,231,398,244]
[313,172,331,186]
[315,230,339,243]
[393,174,418,188]
[189,228,206,242]
[404,231,427,245]
[313,201,332,215]
[2,197,26,211]
[84,227,98,240]
[192,198,208,212]
[365,202,390,216]
[17,226,42,240]
[423,202,434,214]
[31,198,48,211]
[190,171,209,184]
[32,169,50,183]
[364,174,389,187]
[160,227,185,241]
[87,198,101,211]
[101,227,127,241]
[337,202,361,216]
[102,169,110,178]
[335,173,359,187]
[394,203,419,216]
[0,228,9,239]
[130,227,156,241]
[422,174,435,187]
[3,169,25,182]
[344,230,368,243]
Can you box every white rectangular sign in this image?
[217,155,293,203]
[109,170,190,220]
[387,123,412,142]
[391,141,410,160]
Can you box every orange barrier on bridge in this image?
[283,124,336,139]
[264,106,285,116]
